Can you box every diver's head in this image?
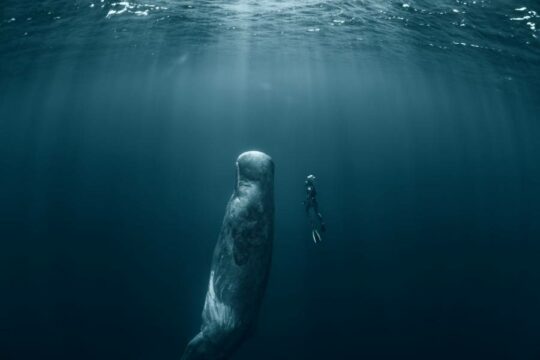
[307,174,316,182]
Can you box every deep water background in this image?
[1,1,540,359]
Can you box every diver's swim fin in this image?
[312,229,322,244]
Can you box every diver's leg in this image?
[313,203,322,221]
[316,212,326,232]
[312,203,326,232]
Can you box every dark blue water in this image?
[1,1,540,359]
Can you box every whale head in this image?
[236,151,274,184]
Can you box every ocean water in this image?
[1,1,540,359]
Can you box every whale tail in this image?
[181,329,243,360]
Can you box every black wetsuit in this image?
[304,181,325,233]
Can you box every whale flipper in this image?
[182,151,274,360]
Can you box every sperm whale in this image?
[181,151,274,360]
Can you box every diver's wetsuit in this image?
[304,177,326,242]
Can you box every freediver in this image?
[303,174,326,243]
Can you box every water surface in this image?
[1,1,539,359]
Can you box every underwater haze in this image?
[1,0,540,359]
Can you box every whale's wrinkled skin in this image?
[181,151,274,360]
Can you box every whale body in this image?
[181,151,274,360]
